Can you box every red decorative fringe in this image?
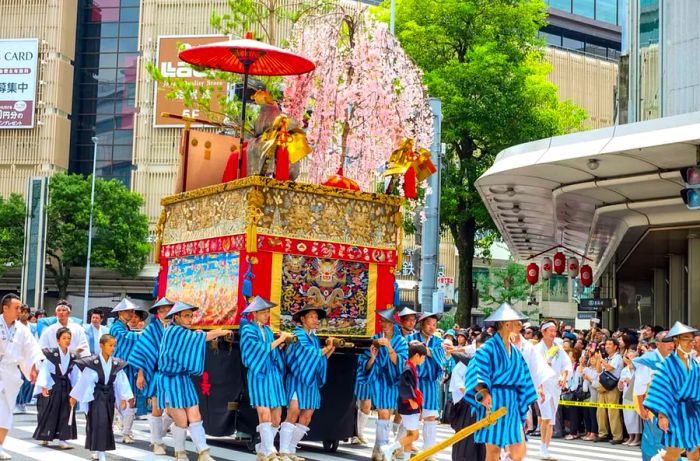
[276,145,290,181]
[403,166,417,199]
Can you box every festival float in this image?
[153,12,435,451]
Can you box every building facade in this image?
[0,0,622,315]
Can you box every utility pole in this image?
[83,137,98,323]
[420,98,442,312]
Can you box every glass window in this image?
[98,23,119,37]
[117,53,138,68]
[120,7,140,22]
[547,0,572,11]
[607,48,621,60]
[541,31,562,47]
[113,145,133,162]
[121,0,140,6]
[585,42,607,57]
[562,37,585,52]
[89,7,120,22]
[639,0,660,46]
[119,22,139,37]
[94,0,120,8]
[596,0,618,24]
[99,38,119,53]
[118,37,138,52]
[573,0,595,18]
[98,53,118,68]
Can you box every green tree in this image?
[0,194,26,276]
[46,173,150,299]
[478,261,538,317]
[386,0,586,326]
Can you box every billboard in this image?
[153,35,228,128]
[0,38,38,129]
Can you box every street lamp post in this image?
[83,136,98,323]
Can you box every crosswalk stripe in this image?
[9,409,639,461]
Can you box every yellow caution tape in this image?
[559,400,635,410]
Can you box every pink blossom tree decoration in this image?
[282,7,433,191]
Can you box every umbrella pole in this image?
[238,66,250,179]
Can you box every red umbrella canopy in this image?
[178,32,315,76]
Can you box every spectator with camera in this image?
[578,345,600,441]
[595,338,624,444]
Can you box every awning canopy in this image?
[476,111,700,279]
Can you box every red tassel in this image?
[276,144,290,181]
[240,141,248,179]
[222,150,239,182]
[403,166,417,199]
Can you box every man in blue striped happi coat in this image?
[464,303,537,461]
[240,296,291,461]
[406,311,445,454]
[157,301,231,461]
[357,307,408,461]
[279,305,336,461]
[391,307,419,447]
[128,297,174,455]
[644,321,700,461]
[109,298,145,444]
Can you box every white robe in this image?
[69,357,133,414]
[33,349,80,396]
[39,322,91,357]
[0,316,44,429]
[534,341,573,399]
[516,335,556,388]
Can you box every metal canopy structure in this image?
[476,111,700,280]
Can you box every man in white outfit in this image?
[39,301,90,357]
[0,294,44,459]
[535,320,572,460]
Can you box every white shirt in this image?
[0,315,44,410]
[534,340,573,395]
[604,352,623,379]
[39,321,91,357]
[99,353,112,384]
[517,336,556,388]
[449,362,467,403]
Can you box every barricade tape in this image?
[559,400,635,410]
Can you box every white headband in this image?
[541,321,555,331]
[56,304,71,311]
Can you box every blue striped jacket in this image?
[285,326,326,387]
[240,320,286,408]
[465,333,537,447]
[155,323,206,409]
[128,317,165,396]
[644,352,700,449]
[110,320,140,362]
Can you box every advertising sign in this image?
[0,38,38,129]
[579,298,616,311]
[153,35,228,128]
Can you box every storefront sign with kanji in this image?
[0,38,38,129]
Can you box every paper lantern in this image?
[580,264,593,287]
[553,251,566,274]
[541,257,552,280]
[526,262,539,285]
[567,257,580,278]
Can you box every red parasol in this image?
[178,32,315,177]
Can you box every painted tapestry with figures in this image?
[165,252,240,326]
[280,255,370,335]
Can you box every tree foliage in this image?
[46,173,150,299]
[0,194,26,276]
[387,0,586,326]
[479,261,535,305]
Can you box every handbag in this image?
[599,370,619,391]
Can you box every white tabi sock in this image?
[396,422,407,443]
[392,422,400,436]
[357,409,370,437]
[97,451,107,461]
[376,419,391,447]
[161,413,173,437]
[423,420,437,450]
[172,425,188,452]
[403,452,411,461]
[189,420,209,453]
[122,407,136,436]
[291,423,309,454]
[258,422,277,455]
[279,422,296,453]
[150,414,164,444]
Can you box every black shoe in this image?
[593,436,609,443]
[610,439,624,445]
[531,431,541,437]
